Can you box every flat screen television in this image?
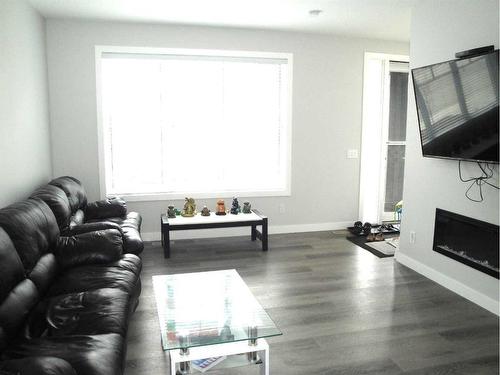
[412,49,499,163]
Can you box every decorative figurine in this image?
[216,199,226,215]
[181,197,196,217]
[167,205,176,218]
[201,205,210,216]
[230,197,241,215]
[242,201,251,214]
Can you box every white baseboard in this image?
[141,220,353,242]
[395,252,499,316]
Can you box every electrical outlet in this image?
[279,203,286,214]
[347,149,359,159]
[409,231,416,244]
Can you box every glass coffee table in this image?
[153,269,281,374]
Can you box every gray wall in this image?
[0,0,52,207]
[397,0,499,314]
[45,19,408,237]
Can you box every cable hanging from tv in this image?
[458,161,499,202]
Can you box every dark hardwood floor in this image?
[125,231,499,375]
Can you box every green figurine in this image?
[167,205,176,218]
[242,201,251,214]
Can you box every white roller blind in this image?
[99,50,291,197]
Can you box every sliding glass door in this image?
[382,65,408,220]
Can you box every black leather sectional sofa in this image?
[0,177,143,375]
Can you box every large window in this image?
[96,47,292,199]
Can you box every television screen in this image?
[412,50,499,163]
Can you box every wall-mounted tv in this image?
[412,50,499,163]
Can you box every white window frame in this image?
[95,46,293,201]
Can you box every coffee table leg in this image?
[178,362,190,374]
[169,351,176,375]
[163,223,170,258]
[258,347,269,375]
[251,224,257,241]
[262,217,268,251]
[247,326,258,363]
[161,221,164,247]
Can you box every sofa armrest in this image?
[85,197,127,220]
[64,221,123,236]
[55,229,123,269]
[0,357,76,375]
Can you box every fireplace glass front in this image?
[433,208,499,279]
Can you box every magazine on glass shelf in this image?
[191,356,226,372]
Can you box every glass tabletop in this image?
[152,269,281,351]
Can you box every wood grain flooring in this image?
[125,231,499,375]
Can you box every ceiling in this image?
[28,0,412,42]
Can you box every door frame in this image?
[359,52,409,224]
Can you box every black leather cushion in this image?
[4,333,124,375]
[0,199,59,272]
[28,254,59,296]
[0,228,31,352]
[49,177,87,213]
[0,279,39,351]
[0,356,76,375]
[48,254,142,296]
[64,221,123,236]
[30,185,72,230]
[98,211,142,229]
[90,212,143,255]
[0,228,25,302]
[85,197,127,220]
[45,288,129,337]
[55,230,123,270]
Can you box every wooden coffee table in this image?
[160,210,268,258]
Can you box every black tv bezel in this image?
[411,49,499,164]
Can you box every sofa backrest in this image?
[30,184,72,230]
[0,228,25,304]
[0,198,59,274]
[0,228,39,351]
[49,176,87,213]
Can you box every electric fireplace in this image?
[433,209,499,279]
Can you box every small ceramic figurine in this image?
[201,205,210,216]
[181,197,196,217]
[242,201,251,214]
[230,197,241,215]
[167,205,176,218]
[216,199,226,215]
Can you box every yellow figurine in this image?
[181,197,196,217]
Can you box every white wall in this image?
[397,0,499,314]
[45,19,408,237]
[0,0,52,207]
